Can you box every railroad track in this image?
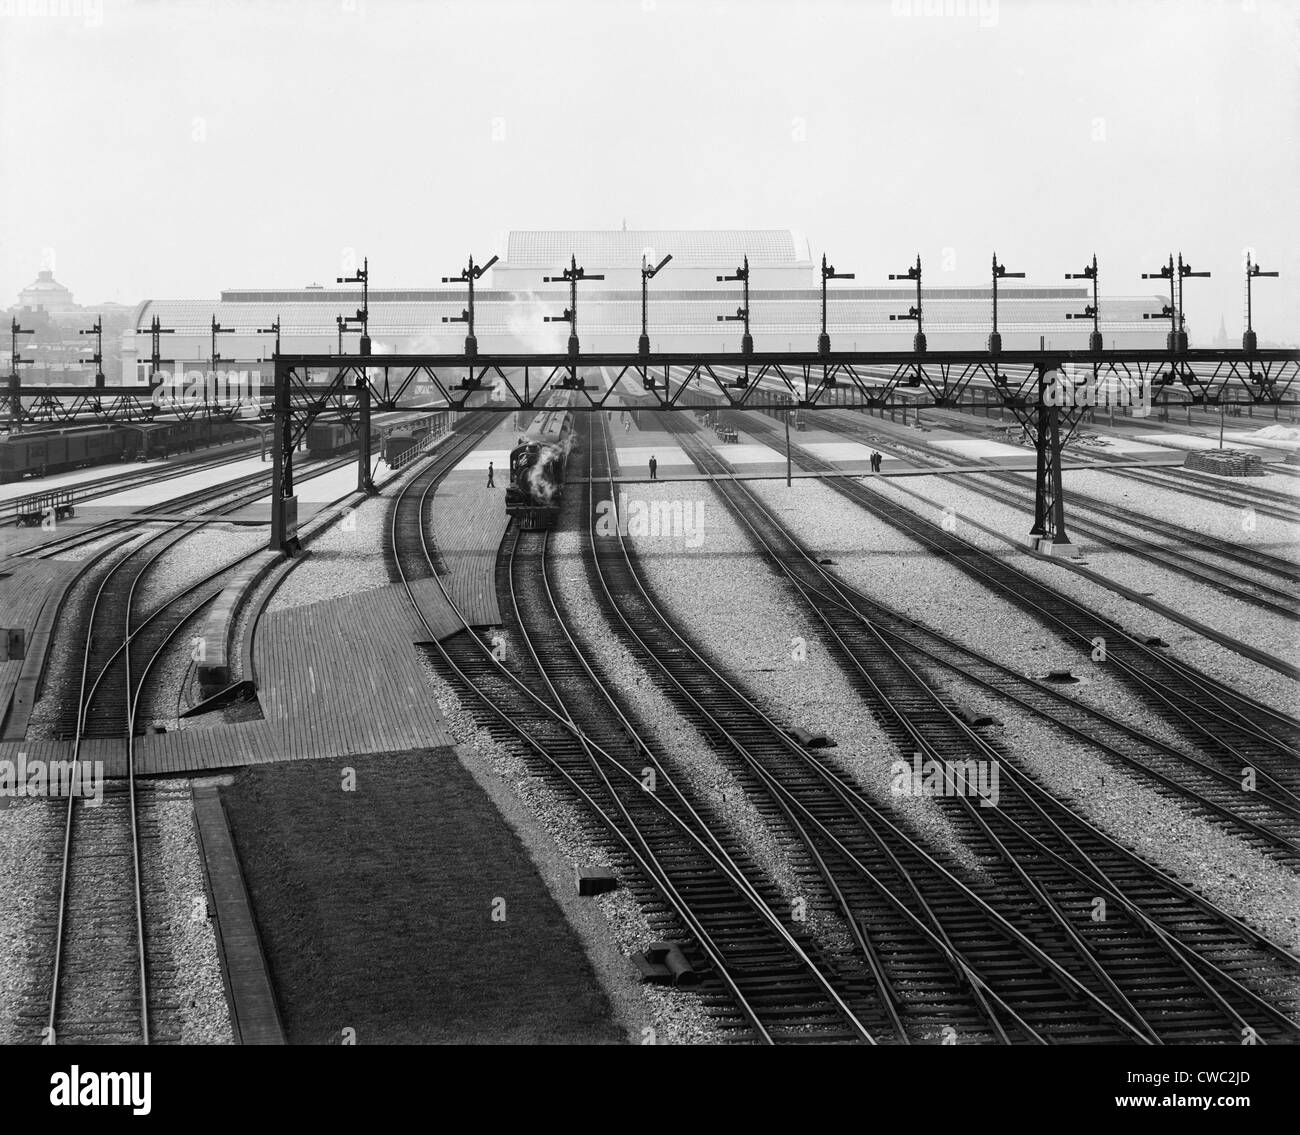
[826,405,1300,586]
[2,432,263,507]
[844,402,1300,526]
[41,452,316,1042]
[38,418,479,1043]
[735,410,1300,775]
[641,414,1300,1042]
[48,456,360,739]
[664,420,1300,858]
[46,540,159,1043]
[16,450,356,561]
[968,476,1300,617]
[386,414,880,1043]
[1116,465,1300,524]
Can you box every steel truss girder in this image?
[259,349,1299,553]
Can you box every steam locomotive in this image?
[505,391,575,530]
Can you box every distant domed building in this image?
[17,269,78,315]
[5,270,137,384]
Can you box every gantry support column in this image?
[1028,363,1070,551]
[356,373,375,494]
[269,361,299,554]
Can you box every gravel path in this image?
[986,475,1290,594]
[268,444,454,613]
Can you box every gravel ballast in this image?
[864,474,1300,717]
[0,785,233,1044]
[1062,468,1300,563]
[739,475,1300,947]
[419,656,717,1044]
[547,526,858,957]
[618,479,981,870]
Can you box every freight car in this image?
[504,391,575,530]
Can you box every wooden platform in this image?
[19,582,453,778]
[0,557,83,741]
[191,782,285,1045]
[249,583,450,761]
[429,470,508,627]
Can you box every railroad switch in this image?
[576,866,618,896]
[633,942,699,986]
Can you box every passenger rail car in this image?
[505,391,575,530]
[380,412,450,467]
[0,419,251,483]
[305,411,450,460]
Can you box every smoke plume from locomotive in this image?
[524,435,573,503]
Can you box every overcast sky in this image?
[2,0,1297,340]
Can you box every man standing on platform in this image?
[487,460,495,488]
[649,455,658,481]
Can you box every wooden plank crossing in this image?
[191,783,285,1044]
[125,582,450,775]
[429,470,508,627]
[52,581,452,778]
[0,738,76,767]
[404,576,468,642]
